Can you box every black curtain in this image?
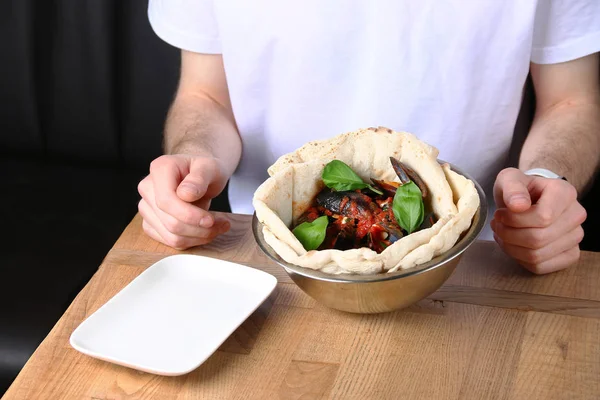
[0,0,180,167]
[0,1,186,394]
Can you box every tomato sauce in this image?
[296,188,422,253]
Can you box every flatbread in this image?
[253,127,479,274]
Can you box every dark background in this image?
[0,0,598,395]
[0,0,228,394]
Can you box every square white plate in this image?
[70,254,277,376]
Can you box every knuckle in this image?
[546,178,561,189]
[575,226,585,244]
[164,217,184,235]
[496,168,516,184]
[149,159,160,172]
[149,155,171,172]
[137,177,149,197]
[576,206,588,225]
[524,249,544,265]
[167,235,188,250]
[537,208,554,227]
[180,209,199,226]
[207,156,224,173]
[493,221,505,236]
[184,207,207,227]
[565,184,578,201]
[528,229,547,249]
[154,194,169,212]
[497,211,513,226]
[197,158,220,179]
[499,168,517,178]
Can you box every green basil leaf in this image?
[292,215,329,251]
[322,160,383,195]
[392,181,424,234]
[322,160,365,190]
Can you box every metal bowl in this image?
[252,162,488,314]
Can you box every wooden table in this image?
[4,214,600,400]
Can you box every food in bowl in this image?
[292,157,437,254]
[253,127,480,275]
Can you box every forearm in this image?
[519,100,600,194]
[164,92,242,178]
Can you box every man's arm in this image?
[491,53,597,274]
[164,50,242,178]
[137,50,241,249]
[520,53,600,193]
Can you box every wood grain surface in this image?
[4,213,600,400]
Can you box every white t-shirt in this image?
[148,0,600,240]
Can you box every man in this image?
[139,0,599,274]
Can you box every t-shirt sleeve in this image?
[531,0,600,64]
[148,0,221,54]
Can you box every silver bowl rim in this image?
[252,161,488,284]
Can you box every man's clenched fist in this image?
[137,154,231,250]
[491,168,587,274]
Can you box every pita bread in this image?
[253,127,479,275]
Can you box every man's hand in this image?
[491,168,587,274]
[137,154,231,250]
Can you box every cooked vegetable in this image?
[292,215,329,251]
[392,181,424,234]
[322,160,383,195]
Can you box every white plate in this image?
[70,254,277,376]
